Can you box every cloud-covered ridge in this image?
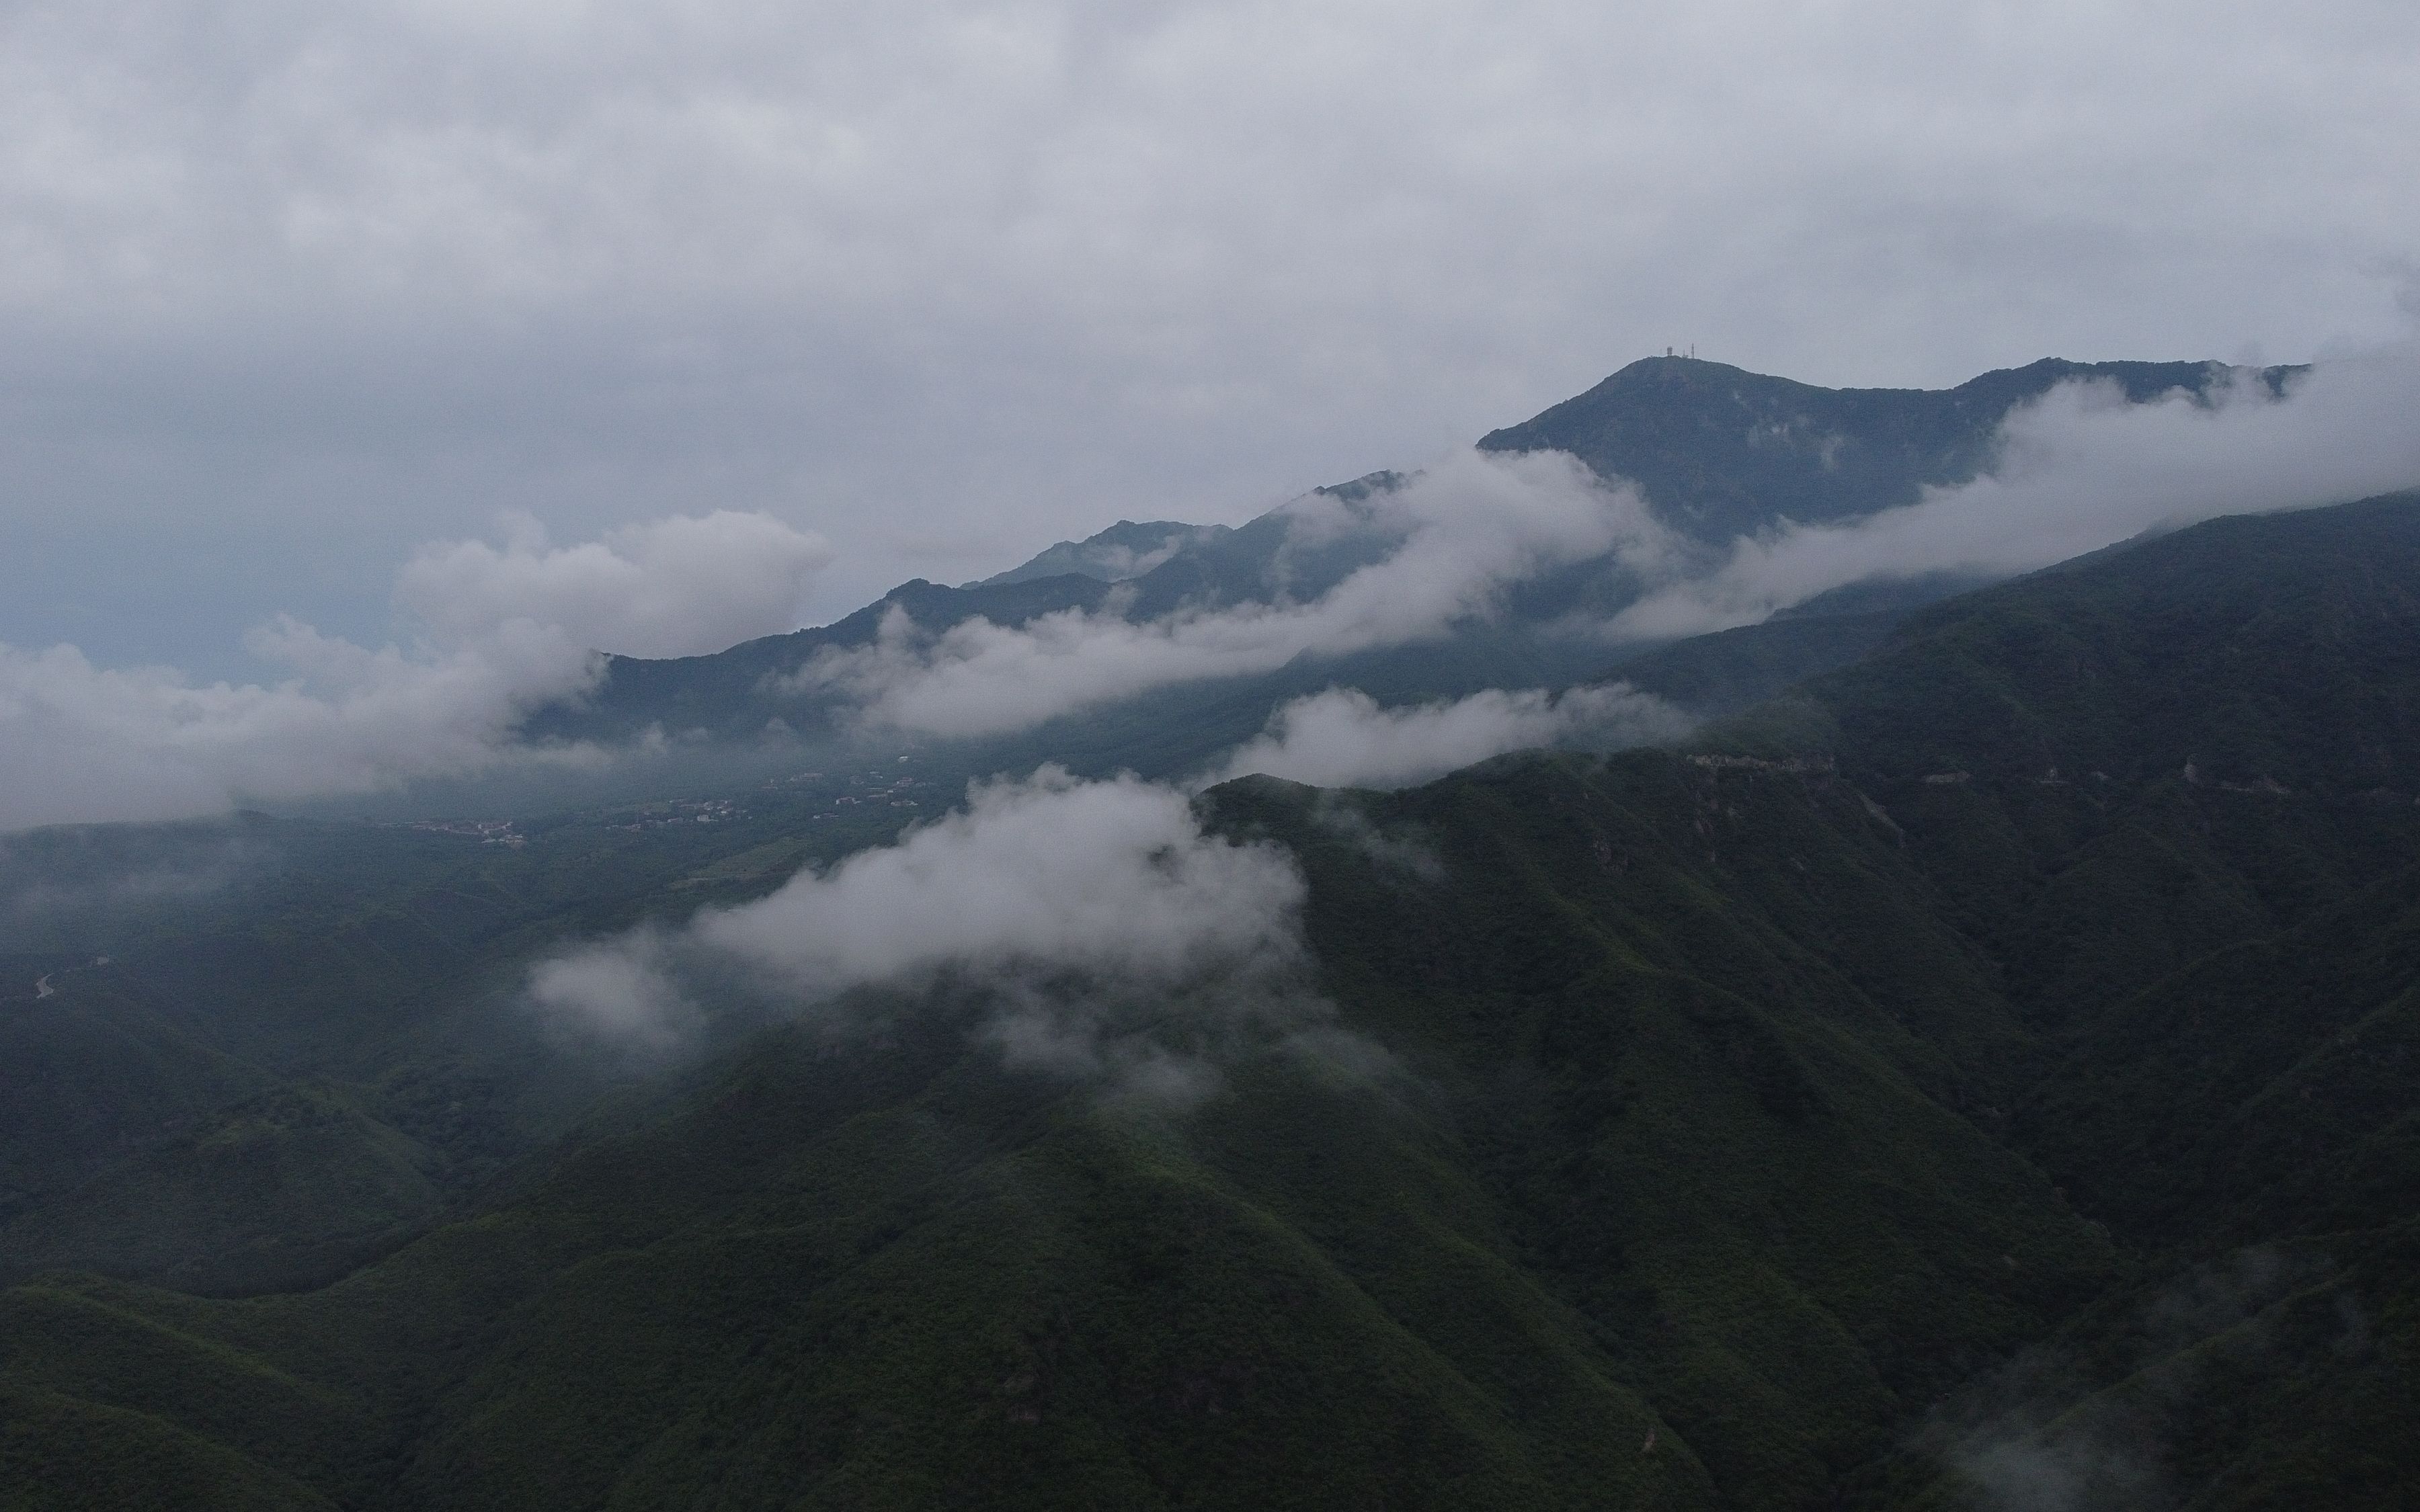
[793,448,1672,738]
[13,347,2418,831]
[769,349,2420,750]
[1609,351,2420,640]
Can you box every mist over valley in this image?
[6,347,2420,1508]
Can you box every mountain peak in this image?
[968,518,1231,589]
[1477,355,2255,540]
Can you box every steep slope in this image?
[1597,607,1910,720]
[1217,759,2110,1509]
[0,1083,444,1296]
[531,573,1118,745]
[542,357,2246,757]
[0,807,929,1294]
[1478,356,2290,542]
[1713,490,2420,1509]
[5,492,2417,1508]
[0,741,2113,1509]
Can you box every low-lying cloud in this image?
[0,625,596,831]
[397,509,833,659]
[776,349,2420,747]
[529,931,695,1052]
[0,510,830,830]
[14,347,2417,831]
[530,767,1353,1101]
[1208,682,1689,790]
[1610,350,2420,639]
[793,448,1672,738]
[1921,1247,2353,1512]
[0,833,263,954]
[695,770,1302,991]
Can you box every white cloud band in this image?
[0,509,830,829]
[1207,683,1689,790]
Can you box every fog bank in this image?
[530,767,1356,1102]
[0,510,830,830]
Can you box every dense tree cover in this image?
[3,491,2417,1509]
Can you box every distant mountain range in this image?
[536,355,2289,770]
[5,349,2411,1512]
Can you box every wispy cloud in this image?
[1206,682,1687,790]
[397,509,832,659]
[530,929,696,1052]
[13,345,2416,831]
[766,349,2420,749]
[1608,350,2420,640]
[530,767,1367,1102]
[1919,1247,2353,1512]
[791,448,1672,738]
[0,509,831,829]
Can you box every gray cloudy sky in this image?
[6,0,2419,675]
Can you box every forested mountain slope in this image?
[542,356,2254,753]
[3,492,2416,1510]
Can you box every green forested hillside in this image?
[0,796,952,1296]
[3,493,2417,1509]
[0,751,2110,1509]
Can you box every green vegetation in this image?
[2,491,2417,1507]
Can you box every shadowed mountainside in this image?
[1478,356,2292,542]
[3,493,2415,1508]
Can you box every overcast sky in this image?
[6,0,2418,675]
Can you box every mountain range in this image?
[535,355,2284,771]
[1,355,2411,1511]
